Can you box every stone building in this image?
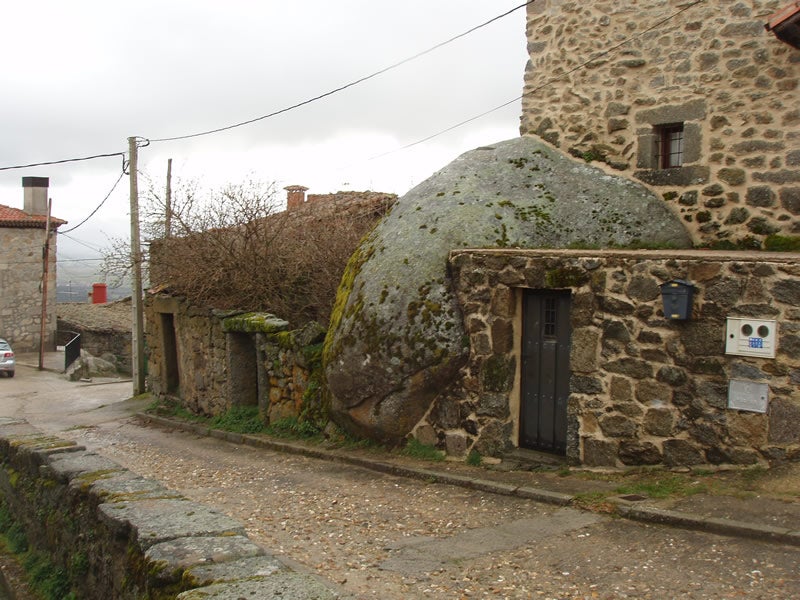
[0,177,65,352]
[520,0,800,248]
[145,188,395,420]
[432,248,800,467]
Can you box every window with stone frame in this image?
[655,123,684,169]
[633,100,708,187]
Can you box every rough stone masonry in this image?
[520,0,800,247]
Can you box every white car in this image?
[0,338,15,377]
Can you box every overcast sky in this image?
[0,1,528,282]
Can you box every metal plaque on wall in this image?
[728,379,769,413]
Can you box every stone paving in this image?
[3,362,800,599]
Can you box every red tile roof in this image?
[0,204,66,228]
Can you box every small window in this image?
[655,123,684,169]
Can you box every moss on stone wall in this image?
[222,313,289,334]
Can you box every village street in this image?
[2,363,799,599]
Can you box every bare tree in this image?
[105,174,393,326]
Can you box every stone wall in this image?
[146,295,229,415]
[0,227,57,352]
[57,300,133,374]
[418,249,800,467]
[521,0,800,247]
[0,418,336,599]
[146,294,323,422]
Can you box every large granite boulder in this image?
[324,136,692,443]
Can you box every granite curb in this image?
[137,413,800,548]
[0,417,344,599]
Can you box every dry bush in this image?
[148,182,394,326]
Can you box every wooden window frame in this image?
[655,123,684,169]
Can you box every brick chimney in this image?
[284,185,308,210]
[22,176,49,216]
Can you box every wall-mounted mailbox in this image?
[725,318,777,359]
[660,279,695,320]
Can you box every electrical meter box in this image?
[725,318,777,358]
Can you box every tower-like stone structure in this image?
[520,0,800,247]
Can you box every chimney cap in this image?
[284,185,309,192]
[22,176,49,188]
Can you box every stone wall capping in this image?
[449,248,800,265]
[0,421,338,599]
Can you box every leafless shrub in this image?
[145,180,394,326]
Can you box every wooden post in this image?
[165,158,172,238]
[38,199,52,370]
[129,137,146,394]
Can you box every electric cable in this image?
[59,233,106,254]
[147,1,536,143]
[367,0,706,161]
[58,171,125,234]
[0,151,125,172]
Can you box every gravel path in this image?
[62,419,800,600]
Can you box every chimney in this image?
[22,176,49,216]
[284,185,308,210]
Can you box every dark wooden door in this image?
[520,290,571,453]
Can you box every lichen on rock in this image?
[324,136,692,444]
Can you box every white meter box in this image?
[725,318,777,358]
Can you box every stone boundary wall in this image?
[146,294,323,422]
[424,249,800,467]
[520,0,800,247]
[0,418,336,599]
[146,295,228,414]
[57,300,133,374]
[0,227,57,352]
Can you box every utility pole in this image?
[38,198,52,370]
[129,137,146,394]
[165,158,172,238]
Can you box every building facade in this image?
[520,0,800,248]
[0,177,64,352]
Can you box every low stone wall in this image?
[0,418,336,599]
[147,294,324,423]
[146,295,229,415]
[57,300,133,375]
[423,249,800,467]
[256,322,325,424]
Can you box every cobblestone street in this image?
[66,419,799,600]
[3,364,799,599]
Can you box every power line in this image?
[58,233,106,254]
[366,0,707,162]
[58,171,126,234]
[0,151,125,172]
[0,257,104,267]
[147,1,536,143]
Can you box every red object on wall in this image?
[92,283,107,304]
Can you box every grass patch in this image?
[466,449,482,466]
[400,438,445,462]
[265,416,321,440]
[24,552,75,600]
[614,472,709,499]
[146,397,205,422]
[0,503,76,599]
[209,406,266,434]
[571,492,616,513]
